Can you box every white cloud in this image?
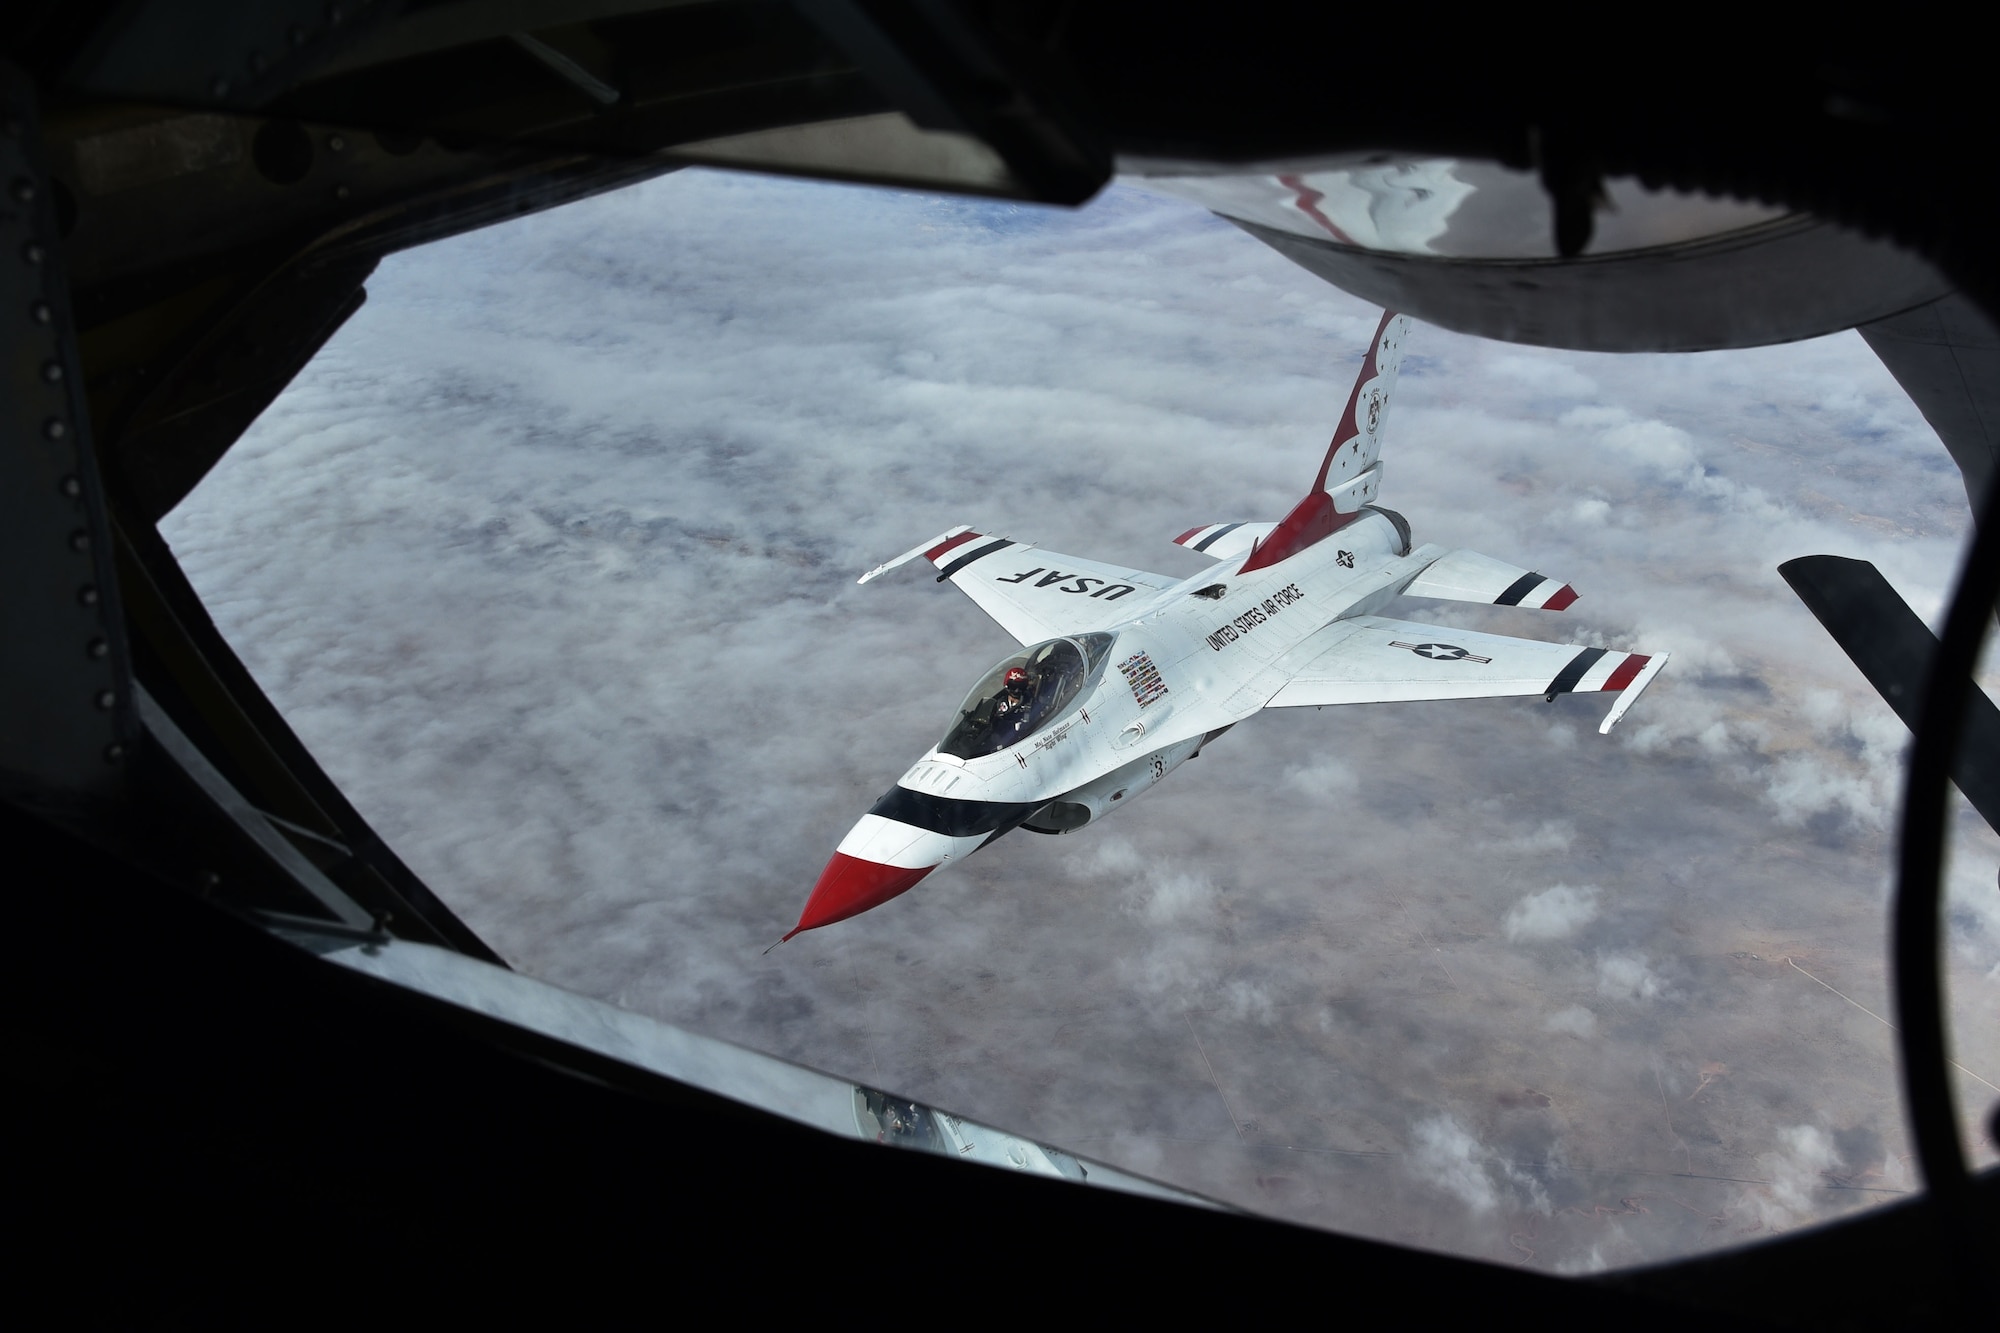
[1569,497,1612,526]
[1489,354,1599,401]
[1219,979,1277,1024]
[1595,415,1702,477]
[1408,1114,1500,1213]
[1284,757,1359,800]
[1622,722,1670,755]
[1096,838,1222,928]
[1125,866,1219,927]
[1544,1005,1597,1037]
[1745,1125,1841,1231]
[1763,753,1894,831]
[1407,1114,1551,1217]
[1503,885,1601,942]
[1085,838,1145,879]
[1596,952,1668,1002]
[1085,839,1266,1013]
[1555,1244,1612,1275]
[1505,820,1575,855]
[1945,845,2000,976]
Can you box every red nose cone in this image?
[784,853,935,940]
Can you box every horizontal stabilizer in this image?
[1401,548,1576,610]
[1328,461,1383,514]
[1174,522,1275,560]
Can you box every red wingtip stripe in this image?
[1601,654,1650,692]
[1543,584,1579,611]
[1174,526,1208,546]
[925,530,982,562]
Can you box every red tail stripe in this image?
[925,530,982,562]
[1543,585,1579,611]
[1601,654,1650,692]
[1279,174,1358,246]
[1240,491,1355,574]
[1174,525,1208,546]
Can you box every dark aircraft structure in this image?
[3,4,1994,1320]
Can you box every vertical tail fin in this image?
[1241,310,1412,572]
[1314,309,1410,492]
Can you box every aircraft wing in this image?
[864,527,1178,644]
[1264,615,1667,733]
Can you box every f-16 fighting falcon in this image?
[783,311,1668,942]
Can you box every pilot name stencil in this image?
[1023,709,1091,763]
[995,567,1138,599]
[1205,583,1304,651]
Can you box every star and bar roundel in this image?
[1390,639,1491,664]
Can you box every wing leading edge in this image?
[1265,614,1667,733]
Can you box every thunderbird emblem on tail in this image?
[784,311,1668,942]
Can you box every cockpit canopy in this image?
[939,633,1116,760]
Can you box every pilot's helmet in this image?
[1003,666,1030,688]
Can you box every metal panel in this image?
[137,685,374,929]
[1229,214,1950,355]
[0,64,135,806]
[1857,292,2000,510]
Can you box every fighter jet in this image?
[785,311,1668,941]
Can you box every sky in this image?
[162,168,1998,1272]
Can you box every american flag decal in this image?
[1117,652,1169,707]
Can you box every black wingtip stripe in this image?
[1495,572,1547,606]
[936,537,1014,582]
[1545,646,1607,696]
[1192,522,1244,553]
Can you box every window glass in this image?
[939,634,1111,759]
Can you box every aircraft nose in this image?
[785,853,936,940]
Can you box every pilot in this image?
[993,665,1035,737]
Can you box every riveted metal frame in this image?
[0,63,136,809]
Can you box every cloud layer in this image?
[163,169,1999,1272]
[1504,885,1601,942]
